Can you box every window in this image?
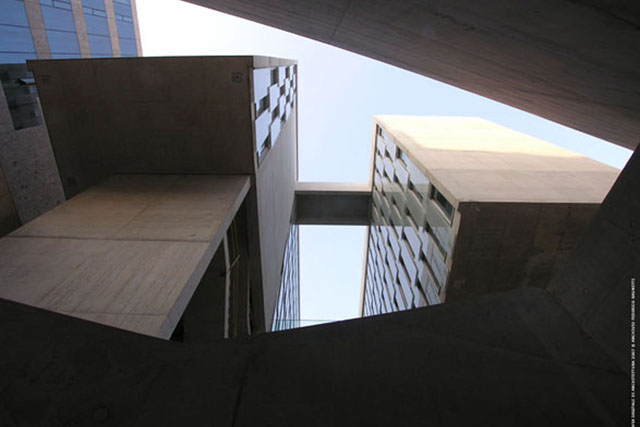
[408,180,423,202]
[430,185,454,222]
[397,149,409,166]
[83,0,112,57]
[0,0,37,63]
[40,0,82,59]
[0,64,42,130]
[113,0,136,56]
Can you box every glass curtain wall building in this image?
[0,0,141,62]
[271,224,300,331]
[83,0,114,57]
[1,0,38,63]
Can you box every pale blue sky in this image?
[137,0,632,325]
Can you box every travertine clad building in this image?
[0,56,300,338]
[362,116,619,316]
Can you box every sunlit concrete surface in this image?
[0,174,250,338]
[375,116,620,204]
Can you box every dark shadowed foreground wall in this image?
[185,0,640,151]
[547,145,639,375]
[0,286,628,426]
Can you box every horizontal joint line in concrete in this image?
[5,235,213,244]
[61,311,165,316]
[294,190,371,196]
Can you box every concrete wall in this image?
[448,202,600,301]
[0,285,627,425]
[0,83,64,230]
[0,123,65,224]
[547,147,640,375]
[186,0,640,151]
[28,57,257,198]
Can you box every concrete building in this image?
[362,116,619,316]
[0,56,300,338]
[0,2,636,424]
[0,0,143,236]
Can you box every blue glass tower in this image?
[0,0,141,62]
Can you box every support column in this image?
[104,0,121,56]
[130,0,143,55]
[70,0,91,57]
[24,0,50,59]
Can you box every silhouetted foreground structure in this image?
[0,267,632,425]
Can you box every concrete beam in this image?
[295,182,371,225]
[186,0,640,150]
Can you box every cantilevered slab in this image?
[0,174,250,338]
